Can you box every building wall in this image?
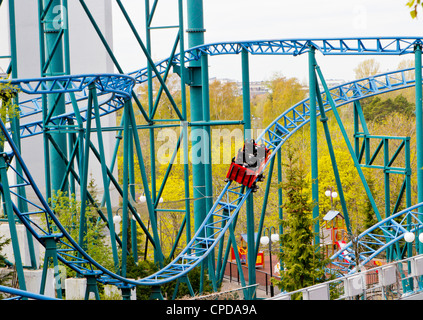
[7,0,118,206]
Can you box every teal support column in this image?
[78,87,94,255]
[384,139,391,218]
[121,287,132,301]
[127,102,163,266]
[201,54,213,218]
[85,275,100,300]
[242,48,256,300]
[308,46,319,245]
[92,86,120,272]
[121,110,130,277]
[129,134,138,262]
[314,74,352,237]
[145,0,157,247]
[187,0,207,236]
[277,148,283,267]
[172,275,195,299]
[40,236,62,299]
[178,0,192,249]
[0,156,26,292]
[415,44,423,254]
[315,65,383,223]
[42,0,68,196]
[150,285,164,300]
[201,53,215,284]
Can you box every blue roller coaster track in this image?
[2,37,423,298]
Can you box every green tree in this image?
[209,79,243,122]
[407,0,423,18]
[48,191,115,277]
[361,94,415,123]
[0,82,20,144]
[273,145,331,298]
[262,74,306,127]
[354,58,381,80]
[125,255,213,300]
[0,235,13,299]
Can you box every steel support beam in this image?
[415,44,423,254]
[187,0,208,240]
[241,48,256,300]
[40,0,69,197]
[308,46,319,245]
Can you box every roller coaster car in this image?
[225,139,270,192]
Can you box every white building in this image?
[1,1,118,206]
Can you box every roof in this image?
[240,233,259,244]
[323,210,343,221]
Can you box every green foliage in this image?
[361,94,414,124]
[125,255,213,300]
[0,235,13,297]
[0,82,20,145]
[273,145,332,298]
[0,236,10,268]
[354,58,381,79]
[407,0,422,18]
[48,191,115,277]
[262,74,307,127]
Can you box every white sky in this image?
[112,0,423,83]
[2,1,423,83]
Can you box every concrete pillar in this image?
[104,283,136,300]
[0,223,40,267]
[65,277,93,300]
[24,269,55,298]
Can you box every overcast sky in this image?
[112,0,423,83]
[2,1,423,83]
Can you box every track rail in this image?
[7,37,423,139]
[330,202,423,274]
[1,37,423,291]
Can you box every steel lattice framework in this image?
[1,1,423,301]
[1,63,422,291]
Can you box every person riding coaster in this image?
[225,139,270,192]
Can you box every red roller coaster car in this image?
[225,139,271,192]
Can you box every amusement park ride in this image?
[1,0,423,300]
[225,139,270,192]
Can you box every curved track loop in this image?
[0,284,59,300]
[129,37,423,83]
[330,202,423,274]
[1,38,423,290]
[12,74,134,138]
[12,37,423,139]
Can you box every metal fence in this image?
[224,261,281,297]
[269,254,423,300]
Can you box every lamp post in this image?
[260,226,280,297]
[139,194,150,260]
[403,231,423,290]
[404,231,423,244]
[325,186,338,210]
[113,207,122,234]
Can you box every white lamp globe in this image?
[139,195,146,203]
[419,233,423,243]
[325,190,331,197]
[260,236,270,246]
[404,232,415,243]
[271,233,280,243]
[332,191,338,198]
[113,215,122,224]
